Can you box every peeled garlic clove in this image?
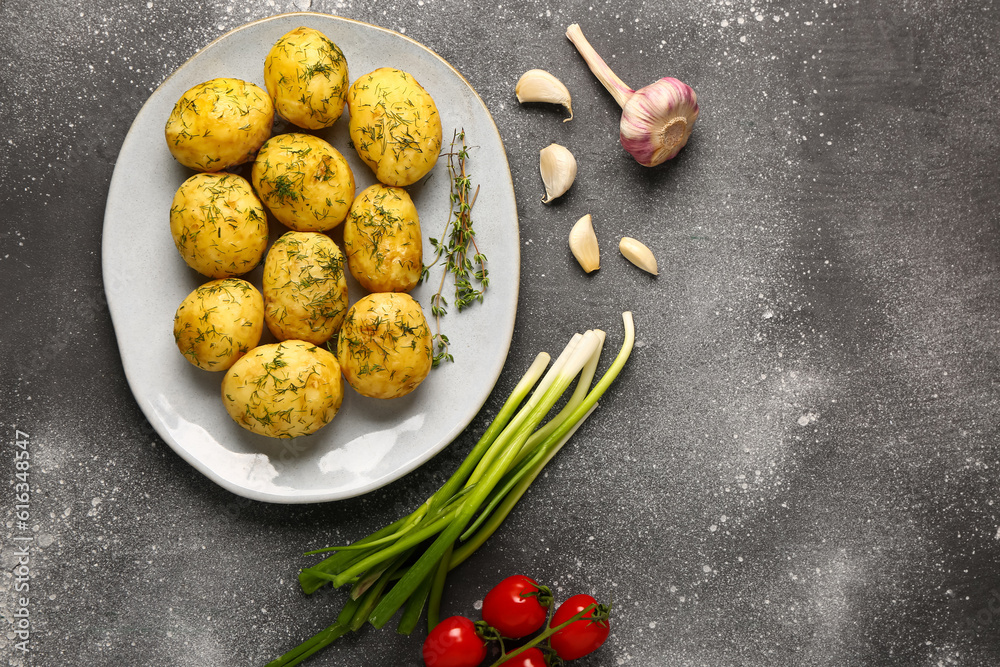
[569,214,600,273]
[515,69,573,121]
[539,143,577,203]
[619,237,658,275]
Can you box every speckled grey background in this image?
[3,0,1000,665]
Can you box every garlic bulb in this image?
[568,214,600,273]
[566,23,699,167]
[539,143,577,203]
[619,237,658,275]
[515,69,573,121]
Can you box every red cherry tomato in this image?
[422,616,488,667]
[548,594,610,660]
[499,646,547,666]
[482,575,551,639]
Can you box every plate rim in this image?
[102,11,520,504]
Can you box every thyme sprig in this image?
[421,129,489,366]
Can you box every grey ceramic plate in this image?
[102,13,519,503]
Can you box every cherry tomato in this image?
[548,594,610,661]
[422,616,488,667]
[499,647,547,666]
[482,575,551,638]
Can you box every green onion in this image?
[267,312,636,667]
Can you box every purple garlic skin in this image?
[619,77,700,167]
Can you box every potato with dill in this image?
[264,26,349,130]
[263,231,348,345]
[347,67,443,186]
[343,183,422,293]
[169,172,268,278]
[164,77,274,172]
[337,292,433,399]
[221,340,344,438]
[173,278,264,371]
[252,133,355,232]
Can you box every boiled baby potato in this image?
[263,231,348,345]
[252,133,355,231]
[264,26,349,129]
[221,340,344,438]
[164,77,274,172]
[173,278,264,371]
[169,172,268,278]
[337,292,433,399]
[347,67,443,186]
[343,183,422,293]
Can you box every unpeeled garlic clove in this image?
[619,237,658,275]
[539,143,577,203]
[569,214,600,273]
[515,69,573,121]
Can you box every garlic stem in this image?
[565,24,634,108]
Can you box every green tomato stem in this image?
[485,602,610,667]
